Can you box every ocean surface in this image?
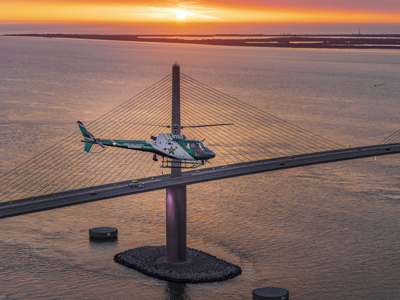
[0,36,400,299]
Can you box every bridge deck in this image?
[1,143,399,219]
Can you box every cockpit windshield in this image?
[203,144,212,152]
[191,142,203,150]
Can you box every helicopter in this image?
[77,120,229,168]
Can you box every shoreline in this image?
[4,33,400,49]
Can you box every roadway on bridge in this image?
[1,143,399,218]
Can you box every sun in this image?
[170,9,193,20]
[175,10,187,19]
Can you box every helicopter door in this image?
[191,142,206,158]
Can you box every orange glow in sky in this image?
[1,0,400,24]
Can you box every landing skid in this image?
[161,157,204,168]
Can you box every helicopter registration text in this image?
[171,134,186,140]
[125,143,143,149]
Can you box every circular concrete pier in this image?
[252,287,289,300]
[89,227,118,239]
[114,246,241,283]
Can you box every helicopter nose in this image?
[208,151,216,158]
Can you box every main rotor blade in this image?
[181,124,234,128]
[127,122,170,127]
[104,121,170,128]
[98,121,234,129]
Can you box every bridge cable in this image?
[182,74,343,151]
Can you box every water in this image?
[1,36,400,299]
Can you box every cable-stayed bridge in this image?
[1,66,400,220]
[1,142,400,219]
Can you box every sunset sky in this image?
[1,0,400,34]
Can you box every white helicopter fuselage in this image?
[147,133,194,160]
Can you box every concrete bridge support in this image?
[165,63,189,263]
[165,185,187,262]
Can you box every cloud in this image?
[197,0,400,13]
[139,4,220,21]
[1,0,399,24]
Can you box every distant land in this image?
[5,34,400,49]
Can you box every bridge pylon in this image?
[163,63,190,264]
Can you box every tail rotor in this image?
[77,120,105,152]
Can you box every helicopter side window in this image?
[186,142,190,150]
